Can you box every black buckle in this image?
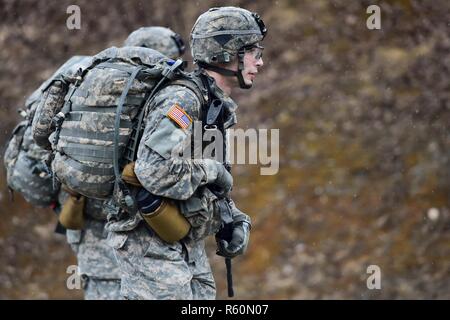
[206,99,224,126]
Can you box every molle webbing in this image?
[70,92,145,107]
[63,157,114,176]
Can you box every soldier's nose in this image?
[256,57,263,67]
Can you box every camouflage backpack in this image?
[31,46,199,203]
[3,56,91,207]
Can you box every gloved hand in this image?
[216,222,251,259]
[210,163,233,198]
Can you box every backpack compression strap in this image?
[114,65,144,208]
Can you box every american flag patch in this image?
[166,104,192,129]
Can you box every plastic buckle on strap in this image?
[162,59,183,80]
[206,99,224,126]
[204,124,218,131]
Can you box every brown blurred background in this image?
[0,0,449,299]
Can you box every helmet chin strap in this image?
[236,48,252,89]
[197,48,252,89]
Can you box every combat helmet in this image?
[190,6,267,89]
[124,26,185,59]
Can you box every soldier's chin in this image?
[244,79,254,87]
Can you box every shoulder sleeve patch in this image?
[166,104,193,129]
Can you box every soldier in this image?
[106,6,266,299]
[124,26,185,60]
[6,26,185,300]
[62,26,185,300]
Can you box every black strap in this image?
[52,75,81,147]
[197,71,228,163]
[198,72,213,126]
[235,48,251,89]
[225,258,234,297]
[54,221,67,235]
[197,61,237,78]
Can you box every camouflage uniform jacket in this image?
[106,70,250,258]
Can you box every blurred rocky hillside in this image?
[0,0,448,299]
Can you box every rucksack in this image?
[3,56,91,207]
[32,46,200,202]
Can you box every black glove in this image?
[210,164,233,198]
[216,222,250,259]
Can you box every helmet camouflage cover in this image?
[124,26,185,59]
[190,6,267,64]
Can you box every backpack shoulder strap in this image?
[170,74,208,109]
